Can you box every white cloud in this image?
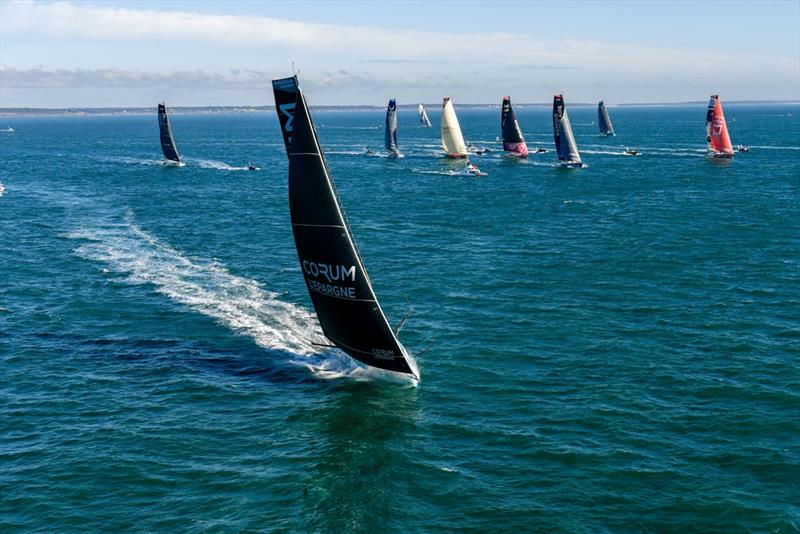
[0,1,797,106]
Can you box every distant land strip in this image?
[1,101,798,116]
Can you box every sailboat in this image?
[552,95,583,168]
[272,75,419,380]
[385,99,401,157]
[706,95,734,158]
[419,103,432,127]
[597,101,615,136]
[441,97,468,158]
[157,102,182,165]
[501,96,528,157]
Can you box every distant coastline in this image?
[1,100,797,117]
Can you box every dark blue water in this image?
[2,103,799,532]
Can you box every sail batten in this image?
[598,101,615,136]
[157,103,181,163]
[501,96,528,157]
[552,95,582,166]
[385,99,400,155]
[706,95,734,158]
[441,97,467,158]
[272,76,418,378]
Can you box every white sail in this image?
[419,103,431,127]
[441,97,467,158]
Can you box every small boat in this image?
[705,95,734,159]
[158,102,182,165]
[272,75,419,380]
[385,99,401,157]
[736,144,749,153]
[467,143,489,155]
[501,96,529,157]
[247,163,260,170]
[534,147,548,154]
[363,146,375,155]
[552,94,584,168]
[466,162,482,175]
[441,97,468,158]
[597,101,615,136]
[419,103,432,127]
[625,148,640,156]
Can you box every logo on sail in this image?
[279,102,296,142]
[302,260,357,299]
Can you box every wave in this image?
[94,156,171,167]
[191,158,252,171]
[67,213,407,383]
[0,182,5,198]
[749,145,800,151]
[319,125,382,130]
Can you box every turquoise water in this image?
[1,103,799,532]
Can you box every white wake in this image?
[66,214,395,381]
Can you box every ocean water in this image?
[1,102,798,532]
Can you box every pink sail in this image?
[706,95,733,157]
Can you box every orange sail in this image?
[705,95,734,157]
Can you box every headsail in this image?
[552,95,582,166]
[272,76,418,378]
[157,102,181,163]
[501,96,529,157]
[441,97,467,158]
[597,101,615,136]
[419,103,431,127]
[706,95,734,158]
[385,99,400,156]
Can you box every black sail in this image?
[501,97,524,144]
[272,76,417,377]
[597,101,614,135]
[157,102,181,163]
[552,94,581,164]
[384,99,399,154]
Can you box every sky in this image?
[1,0,799,107]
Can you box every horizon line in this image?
[2,99,799,116]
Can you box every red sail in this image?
[706,95,733,156]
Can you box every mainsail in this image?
[552,95,582,167]
[706,95,734,158]
[272,76,418,378]
[597,101,615,136]
[501,96,528,157]
[157,102,181,163]
[385,99,400,156]
[441,97,467,158]
[419,103,431,127]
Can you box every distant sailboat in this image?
[441,97,468,158]
[706,95,734,158]
[501,96,528,157]
[597,101,615,136]
[157,102,182,165]
[385,99,401,157]
[419,103,432,127]
[552,95,583,168]
[272,75,419,380]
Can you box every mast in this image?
[385,99,400,156]
[597,101,615,136]
[706,95,734,158]
[157,102,181,163]
[272,76,418,378]
[441,97,467,158]
[419,103,431,127]
[501,96,529,157]
[552,95,582,166]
